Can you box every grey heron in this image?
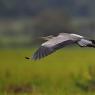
[25,33,95,60]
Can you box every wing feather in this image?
[32,34,77,60]
[77,39,92,47]
[32,46,54,60]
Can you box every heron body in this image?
[27,33,95,60]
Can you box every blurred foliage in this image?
[0,0,95,47]
[0,0,95,17]
[33,8,72,37]
[0,48,95,94]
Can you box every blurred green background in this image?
[1,0,95,95]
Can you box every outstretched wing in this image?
[32,33,77,60]
[32,46,54,60]
[77,39,95,47]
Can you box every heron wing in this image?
[77,39,92,47]
[32,33,77,60]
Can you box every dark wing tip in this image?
[90,40,95,44]
[32,46,53,60]
[25,57,30,59]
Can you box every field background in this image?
[1,0,95,94]
[1,47,95,95]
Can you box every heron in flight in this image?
[25,33,95,60]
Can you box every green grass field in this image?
[0,47,95,95]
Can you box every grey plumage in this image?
[31,33,95,60]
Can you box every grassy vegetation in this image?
[0,47,95,95]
